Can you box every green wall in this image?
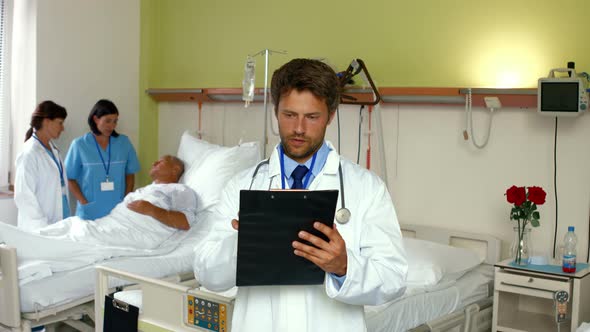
[138,0,160,185]
[138,0,589,184]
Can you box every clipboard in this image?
[103,295,139,332]
[237,189,338,286]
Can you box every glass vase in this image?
[511,225,531,265]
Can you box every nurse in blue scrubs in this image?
[65,99,140,220]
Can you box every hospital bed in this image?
[0,132,262,332]
[0,223,211,332]
[93,223,501,332]
[368,224,500,332]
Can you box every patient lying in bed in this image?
[37,155,197,249]
[0,155,199,282]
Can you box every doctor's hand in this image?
[293,222,348,277]
[127,200,156,216]
[231,219,239,230]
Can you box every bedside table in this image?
[492,259,590,332]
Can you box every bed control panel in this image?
[184,291,233,332]
[554,290,569,323]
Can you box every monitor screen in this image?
[540,82,579,112]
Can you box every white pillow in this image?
[178,133,261,211]
[403,237,483,288]
[177,131,219,169]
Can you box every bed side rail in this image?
[465,297,493,332]
[95,265,234,332]
[407,309,467,332]
[0,244,21,328]
[407,296,493,332]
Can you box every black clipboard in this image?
[237,189,338,286]
[103,295,139,332]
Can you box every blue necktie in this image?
[291,165,309,189]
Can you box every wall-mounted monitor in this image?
[538,69,588,117]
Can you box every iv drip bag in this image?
[242,56,256,107]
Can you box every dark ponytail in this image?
[25,128,34,141]
[25,101,68,141]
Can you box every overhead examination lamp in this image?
[337,58,381,106]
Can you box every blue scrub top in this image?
[65,132,140,220]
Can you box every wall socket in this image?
[484,96,502,109]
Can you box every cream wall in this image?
[2,0,140,225]
[36,0,140,153]
[4,0,586,261]
[159,101,590,261]
[148,0,590,261]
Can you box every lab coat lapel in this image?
[266,147,282,189]
[33,139,63,176]
[266,141,341,190]
[307,142,340,190]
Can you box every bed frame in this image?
[402,224,500,332]
[1,239,104,331]
[0,243,191,332]
[93,224,501,332]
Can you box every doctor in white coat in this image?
[14,101,70,232]
[194,59,407,332]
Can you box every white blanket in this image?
[1,221,190,285]
[0,183,198,285]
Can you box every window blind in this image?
[0,0,8,187]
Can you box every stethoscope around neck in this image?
[248,159,351,224]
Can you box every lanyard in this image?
[33,134,65,186]
[279,145,317,190]
[92,134,111,180]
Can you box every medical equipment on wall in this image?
[538,68,589,117]
[95,266,235,332]
[248,159,351,224]
[462,90,501,149]
[336,59,389,186]
[337,58,381,106]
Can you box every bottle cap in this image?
[568,226,575,232]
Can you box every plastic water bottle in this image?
[562,226,577,273]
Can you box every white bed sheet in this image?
[365,264,493,332]
[18,225,209,313]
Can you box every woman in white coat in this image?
[14,101,69,232]
[193,59,407,332]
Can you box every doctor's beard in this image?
[280,135,323,163]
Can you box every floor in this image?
[44,317,94,332]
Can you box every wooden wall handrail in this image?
[146,87,538,108]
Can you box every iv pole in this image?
[248,49,287,158]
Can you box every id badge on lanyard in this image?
[101,178,114,191]
[94,135,114,192]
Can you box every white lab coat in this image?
[14,138,68,231]
[193,141,407,332]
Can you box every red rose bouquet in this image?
[505,185,546,227]
[505,185,547,264]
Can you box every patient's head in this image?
[150,155,185,184]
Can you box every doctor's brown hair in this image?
[25,101,68,141]
[271,58,341,114]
